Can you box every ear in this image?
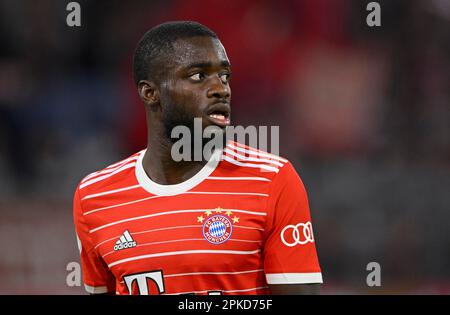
[138,80,160,109]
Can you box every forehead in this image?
[170,36,229,69]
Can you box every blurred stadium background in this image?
[0,0,449,294]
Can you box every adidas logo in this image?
[114,230,137,251]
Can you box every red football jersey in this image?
[73,141,322,295]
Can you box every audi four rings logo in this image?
[280,221,315,247]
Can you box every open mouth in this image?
[206,103,231,127]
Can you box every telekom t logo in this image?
[123,271,165,295]
[122,270,223,295]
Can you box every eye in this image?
[220,73,231,84]
[189,73,205,81]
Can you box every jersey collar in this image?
[135,148,222,196]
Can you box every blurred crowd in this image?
[0,0,449,293]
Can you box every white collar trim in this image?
[135,148,222,196]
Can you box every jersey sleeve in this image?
[263,161,323,285]
[73,187,116,294]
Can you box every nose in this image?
[207,75,230,99]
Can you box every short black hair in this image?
[133,21,218,86]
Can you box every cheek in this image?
[179,85,198,103]
[170,84,204,113]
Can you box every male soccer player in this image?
[73,21,322,295]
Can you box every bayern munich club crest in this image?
[197,207,239,245]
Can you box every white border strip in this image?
[265,272,323,284]
[84,284,109,294]
[76,234,82,254]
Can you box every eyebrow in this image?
[185,60,231,70]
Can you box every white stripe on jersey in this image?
[94,224,263,250]
[83,195,162,215]
[227,142,288,163]
[80,162,136,189]
[103,238,206,258]
[81,156,139,183]
[184,191,268,197]
[89,209,267,233]
[224,148,284,167]
[101,150,143,169]
[233,225,265,232]
[163,286,269,295]
[206,176,271,182]
[103,238,262,258]
[222,155,279,172]
[84,191,267,215]
[119,269,264,284]
[164,269,264,278]
[82,185,141,200]
[108,249,261,268]
[229,238,262,243]
[95,225,198,249]
[129,225,200,237]
[222,286,269,294]
[90,210,205,233]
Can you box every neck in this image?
[142,125,207,186]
